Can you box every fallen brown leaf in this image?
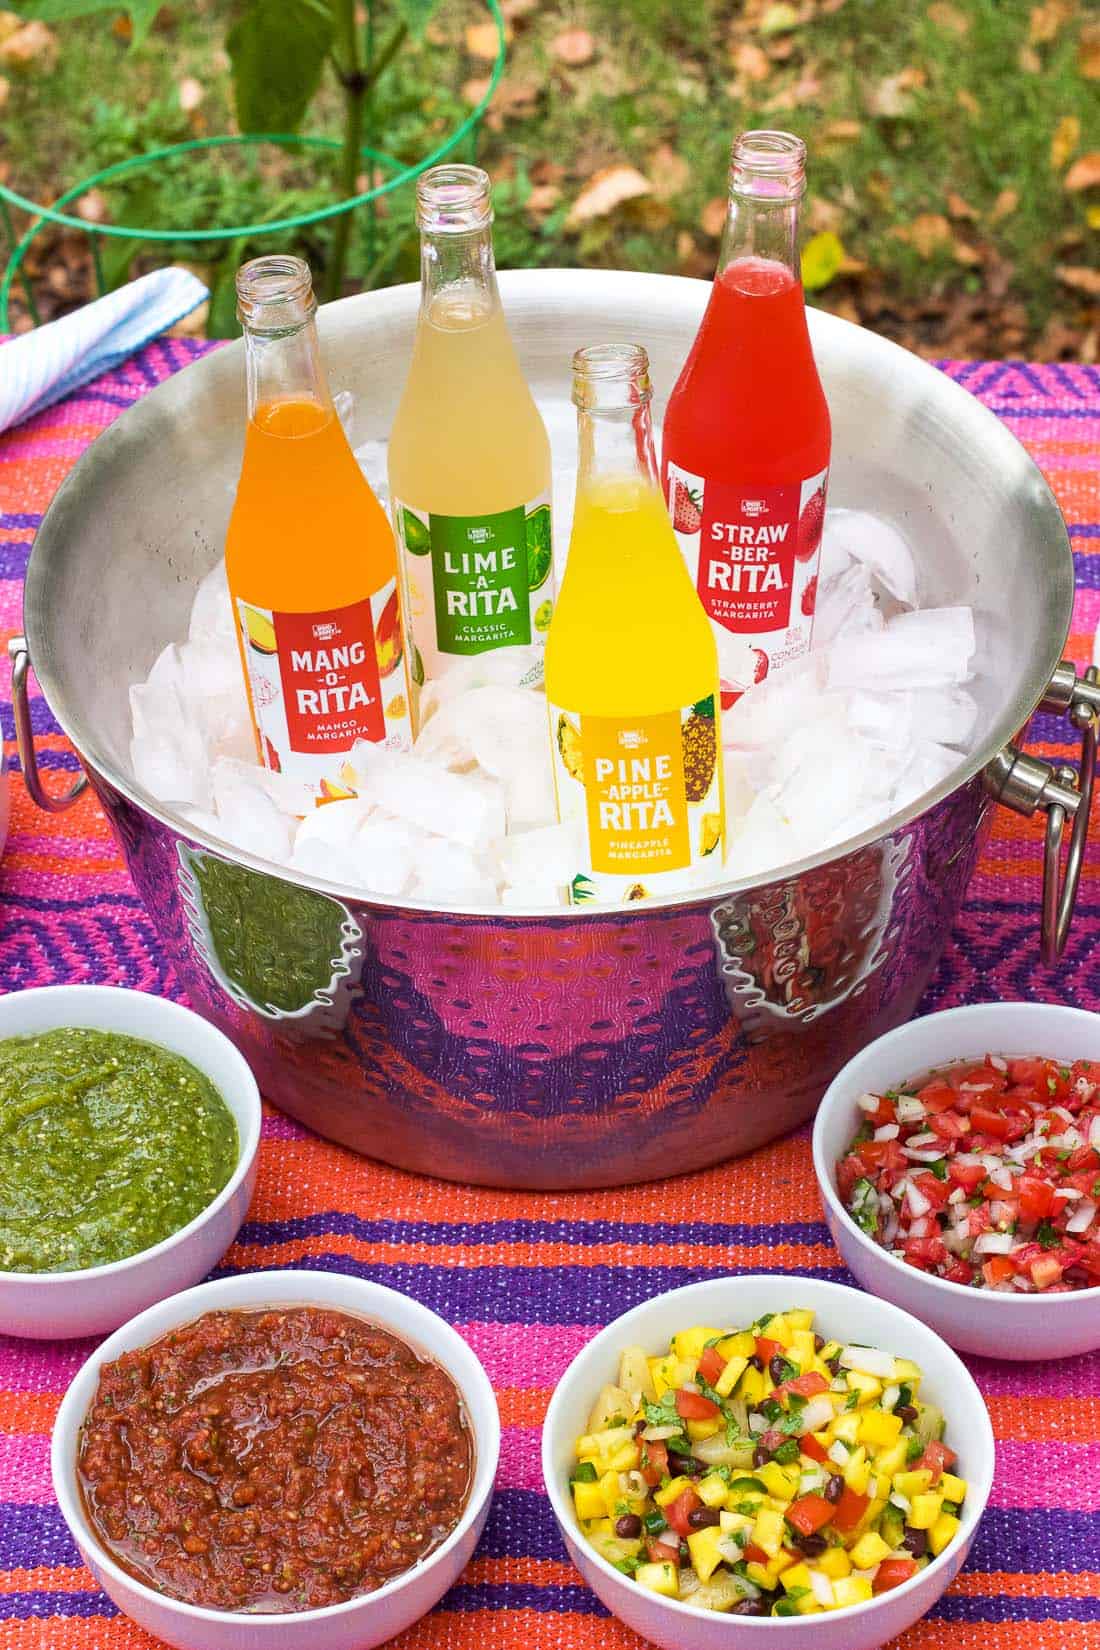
[952,240,983,266]
[1028,0,1073,46]
[565,164,651,229]
[807,196,845,234]
[525,183,561,219]
[1064,151,1100,191]
[1056,264,1100,296]
[946,191,978,220]
[928,2,969,34]
[465,20,508,59]
[758,1,800,34]
[991,187,1019,221]
[501,0,539,18]
[731,40,771,80]
[1051,114,1081,170]
[699,196,728,237]
[892,212,952,257]
[820,118,862,144]
[648,142,691,201]
[75,188,109,224]
[0,12,20,45]
[0,19,57,70]
[461,75,490,105]
[956,87,981,116]
[865,67,925,118]
[551,26,595,66]
[0,73,7,110]
[177,75,204,113]
[1018,44,1042,73]
[1080,21,1100,79]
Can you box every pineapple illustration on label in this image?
[549,696,723,904]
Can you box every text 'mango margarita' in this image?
[546,345,725,906]
[388,165,553,707]
[225,255,411,797]
[662,130,831,708]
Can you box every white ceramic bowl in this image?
[52,1268,500,1650]
[813,1001,1100,1359]
[0,984,261,1338]
[543,1275,993,1650]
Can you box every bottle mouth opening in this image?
[731,129,806,198]
[572,343,652,406]
[417,164,493,232]
[236,255,315,327]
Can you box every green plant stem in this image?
[325,6,408,303]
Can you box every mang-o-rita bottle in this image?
[661,130,831,709]
[388,165,554,710]
[546,345,725,906]
[225,255,411,797]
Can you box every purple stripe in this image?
[236,1212,833,1252]
[0,512,41,529]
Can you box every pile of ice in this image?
[130,419,978,906]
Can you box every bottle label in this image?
[235,580,411,794]
[548,697,725,905]
[667,462,828,703]
[395,492,553,676]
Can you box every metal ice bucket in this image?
[12,271,1099,1187]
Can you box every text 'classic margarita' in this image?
[546,345,725,905]
[662,130,831,707]
[389,166,553,707]
[225,256,411,797]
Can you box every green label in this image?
[430,506,532,655]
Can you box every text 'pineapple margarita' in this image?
[545,345,725,905]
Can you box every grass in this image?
[1,0,1097,353]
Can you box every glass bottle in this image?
[661,130,831,709]
[388,164,553,705]
[546,344,725,905]
[225,254,411,797]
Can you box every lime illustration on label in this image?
[549,696,724,904]
[395,492,553,684]
[235,581,412,795]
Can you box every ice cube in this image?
[179,636,253,762]
[212,782,294,863]
[822,508,918,606]
[723,653,826,750]
[893,741,965,811]
[411,836,499,903]
[130,731,212,810]
[355,811,419,897]
[827,606,975,693]
[813,561,883,650]
[416,685,556,830]
[908,685,979,750]
[289,798,375,885]
[725,789,805,880]
[497,821,579,893]
[288,835,364,888]
[418,650,543,725]
[846,690,916,754]
[189,559,237,645]
[345,740,506,848]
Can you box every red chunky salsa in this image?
[837,1054,1100,1292]
[78,1306,473,1613]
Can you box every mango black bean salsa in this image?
[78,1307,474,1613]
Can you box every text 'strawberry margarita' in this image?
[225,256,411,799]
[389,166,553,711]
[545,346,724,905]
[662,130,831,707]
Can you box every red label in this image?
[274,600,384,752]
[697,481,799,635]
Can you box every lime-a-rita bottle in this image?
[388,165,553,708]
[545,345,725,905]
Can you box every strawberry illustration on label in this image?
[670,477,702,535]
[801,574,818,617]
[797,485,826,562]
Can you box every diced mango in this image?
[653,1475,693,1507]
[792,1329,817,1367]
[849,1530,892,1569]
[696,1473,729,1509]
[786,1310,815,1332]
[746,1550,794,1590]
[572,1480,605,1520]
[846,1370,883,1405]
[687,1523,726,1583]
[764,1313,794,1347]
[893,1469,933,1499]
[843,1445,871,1495]
[636,1560,679,1597]
[752,1506,786,1558]
[649,1355,690,1399]
[686,1417,721,1441]
[833,1413,862,1445]
[758,1460,798,1499]
[715,1353,748,1397]
[719,1509,755,1535]
[715,1329,755,1362]
[598,1471,620,1516]
[830,1575,874,1609]
[876,1441,908,1478]
[909,1492,944,1530]
[859,1408,903,1449]
[929,1511,961,1557]
[940,1472,967,1504]
[577,1425,632,1461]
[818,1546,852,1580]
[672,1326,724,1362]
[740,1364,768,1405]
[586,1383,631,1433]
[608,1443,641,1473]
[894,1357,922,1389]
[819,1338,842,1364]
[618,1346,657,1405]
[780,1561,813,1594]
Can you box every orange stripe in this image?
[986,1396,1100,1443]
[953,1571,1100,1598]
[0,1568,98,1596]
[1,1392,58,1433]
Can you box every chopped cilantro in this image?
[775,1358,799,1385]
[761,1397,783,1423]
[613,1556,642,1575]
[1037,1220,1061,1249]
[928,1157,948,1181]
[941,1499,961,1516]
[896,1382,913,1408]
[906,1435,924,1461]
[773,1438,800,1464]
[1093,1177,1100,1199]
[753,1313,775,1332]
[773,1596,801,1615]
[844,1390,860,1411]
[643,1510,668,1535]
[570,1461,597,1483]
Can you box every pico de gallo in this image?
[569,1309,965,1616]
[837,1053,1100,1292]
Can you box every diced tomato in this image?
[943,1260,974,1285]
[857,1139,908,1178]
[919,1079,961,1113]
[696,1346,725,1387]
[951,1063,1007,1096]
[1030,1254,1064,1290]
[837,1153,866,1203]
[799,1433,829,1464]
[832,1486,869,1533]
[743,1543,770,1566]
[779,1372,830,1401]
[640,1438,668,1486]
[785,1494,836,1536]
[917,1440,956,1483]
[1008,1057,1046,1088]
[982,1255,1016,1287]
[912,1172,952,1209]
[904,1236,948,1270]
[665,1487,702,1536]
[928,1110,970,1142]
[968,1203,993,1236]
[647,1534,680,1564]
[948,1158,987,1191]
[1065,1144,1100,1173]
[1017,1174,1055,1222]
[971,1105,1012,1139]
[755,1336,783,1365]
[867,1094,897,1127]
[874,1558,918,1593]
[675,1387,720,1421]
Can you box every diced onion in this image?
[874,1123,900,1141]
[692,1433,754,1467]
[989,1200,1014,1226]
[1054,1186,1082,1201]
[829,1439,850,1465]
[948,1187,967,1205]
[889,1491,911,1514]
[988,1168,1013,1192]
[902,1147,945,1163]
[973,1231,1015,1255]
[1089,1115,1100,1149]
[882,1383,900,1411]
[1066,1199,1097,1235]
[748,1413,766,1434]
[642,1424,680,1440]
[896,1096,926,1124]
[809,1570,835,1607]
[839,1344,896,1378]
[797,1396,835,1436]
[717,1536,745,1565]
[989,1055,1008,1073]
[905,1181,932,1219]
[904,1131,939,1150]
[624,1470,649,1499]
[857,1092,884,1113]
[678,1568,701,1598]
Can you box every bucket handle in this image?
[985,660,1099,965]
[7,636,88,813]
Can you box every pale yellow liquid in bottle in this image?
[388,286,550,514]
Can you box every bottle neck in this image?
[419,224,500,325]
[243,315,332,424]
[718,192,801,283]
[577,396,659,496]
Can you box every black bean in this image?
[733,1598,769,1616]
[668,1450,703,1478]
[753,1443,771,1468]
[902,1527,928,1558]
[747,1354,764,1371]
[826,1355,842,1375]
[895,1404,918,1424]
[614,1514,642,1539]
[679,1539,691,1564]
[768,1354,788,1384]
[824,1474,844,1503]
[633,1419,647,1437]
[687,1506,721,1529]
[792,1531,827,1557]
[813,1334,825,1352]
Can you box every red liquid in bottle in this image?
[662,136,831,706]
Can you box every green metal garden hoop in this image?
[0,0,507,330]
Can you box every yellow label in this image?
[583,711,691,875]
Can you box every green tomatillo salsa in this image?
[0,1027,238,1274]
